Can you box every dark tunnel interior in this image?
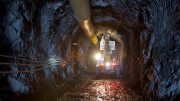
[0,0,179,100]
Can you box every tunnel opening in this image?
[70,7,145,88]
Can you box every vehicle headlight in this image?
[106,62,110,66]
[95,53,102,60]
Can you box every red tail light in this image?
[112,63,116,66]
[100,63,104,66]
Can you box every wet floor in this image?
[14,72,154,101]
[58,78,153,101]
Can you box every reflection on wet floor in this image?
[58,79,153,101]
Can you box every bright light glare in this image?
[95,53,101,60]
[106,62,110,66]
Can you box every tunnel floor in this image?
[14,72,154,101]
[56,72,154,101]
[58,79,148,101]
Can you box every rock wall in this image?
[139,0,180,99]
[0,0,77,93]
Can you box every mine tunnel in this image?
[0,0,179,100]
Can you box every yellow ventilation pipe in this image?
[69,0,99,48]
